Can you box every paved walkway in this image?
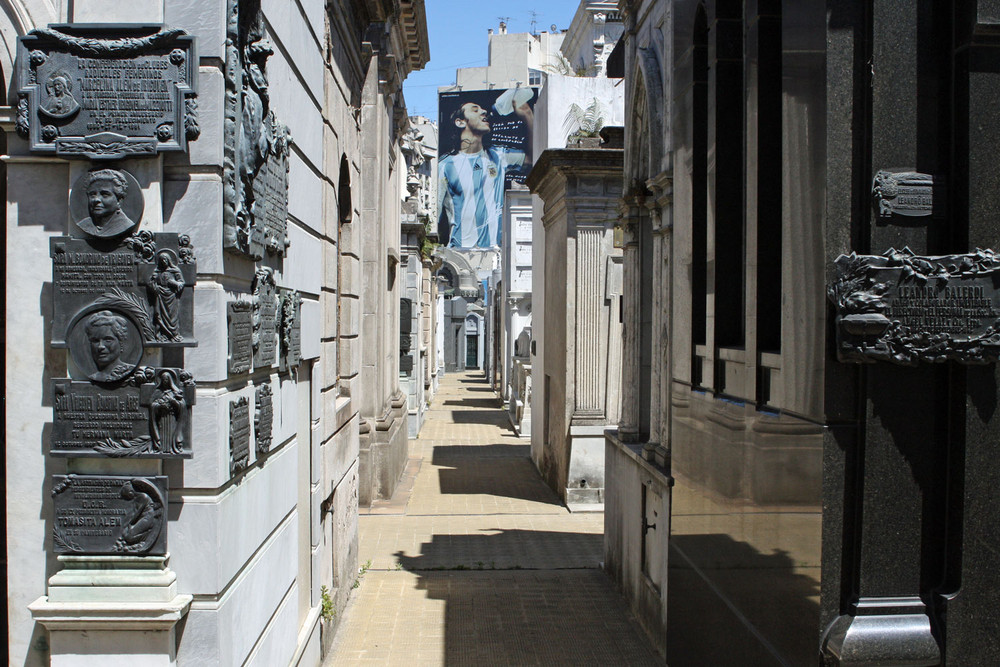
[326,371,661,666]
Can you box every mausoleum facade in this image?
[2,0,427,664]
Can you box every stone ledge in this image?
[29,595,192,630]
[604,429,673,484]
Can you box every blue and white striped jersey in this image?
[439,146,525,248]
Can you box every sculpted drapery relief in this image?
[224,0,291,260]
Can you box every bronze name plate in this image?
[50,232,196,348]
[52,474,168,555]
[230,396,251,475]
[255,382,273,457]
[52,368,195,458]
[16,24,198,159]
[830,248,1000,364]
[228,300,253,375]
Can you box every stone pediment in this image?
[435,247,484,298]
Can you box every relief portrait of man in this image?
[41,71,80,119]
[84,310,135,383]
[76,169,138,238]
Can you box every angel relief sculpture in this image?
[113,478,165,554]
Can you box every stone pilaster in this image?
[618,201,642,442]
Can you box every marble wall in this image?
[3,0,427,664]
[528,145,623,509]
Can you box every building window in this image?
[529,69,541,86]
[755,9,782,356]
[338,155,352,224]
[713,0,746,352]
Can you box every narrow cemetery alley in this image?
[325,371,661,665]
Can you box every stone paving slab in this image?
[358,513,605,571]
[325,371,661,666]
[406,450,566,516]
[328,570,662,666]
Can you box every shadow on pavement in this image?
[441,397,502,409]
[394,527,600,571]
[432,444,530,459]
[431,445,562,506]
[393,531,661,665]
[445,409,513,429]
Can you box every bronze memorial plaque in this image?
[228,300,253,375]
[252,125,291,257]
[16,24,198,159]
[223,0,291,259]
[279,289,301,372]
[252,268,278,368]
[830,247,1000,364]
[255,382,274,457]
[70,167,144,239]
[872,170,937,219]
[52,474,168,555]
[230,396,251,476]
[50,232,196,348]
[52,368,195,458]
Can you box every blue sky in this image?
[403,1,582,121]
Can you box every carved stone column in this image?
[618,200,642,442]
[648,172,673,464]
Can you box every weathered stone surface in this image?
[163,176,225,273]
[52,474,168,555]
[16,24,198,159]
[165,0,226,59]
[300,298,320,361]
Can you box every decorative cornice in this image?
[397,0,430,72]
[526,146,624,194]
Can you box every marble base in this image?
[821,597,941,666]
[30,555,191,667]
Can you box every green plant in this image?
[419,214,438,260]
[565,98,606,139]
[320,585,336,622]
[540,54,593,77]
[352,559,373,589]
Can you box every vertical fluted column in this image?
[575,226,605,415]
